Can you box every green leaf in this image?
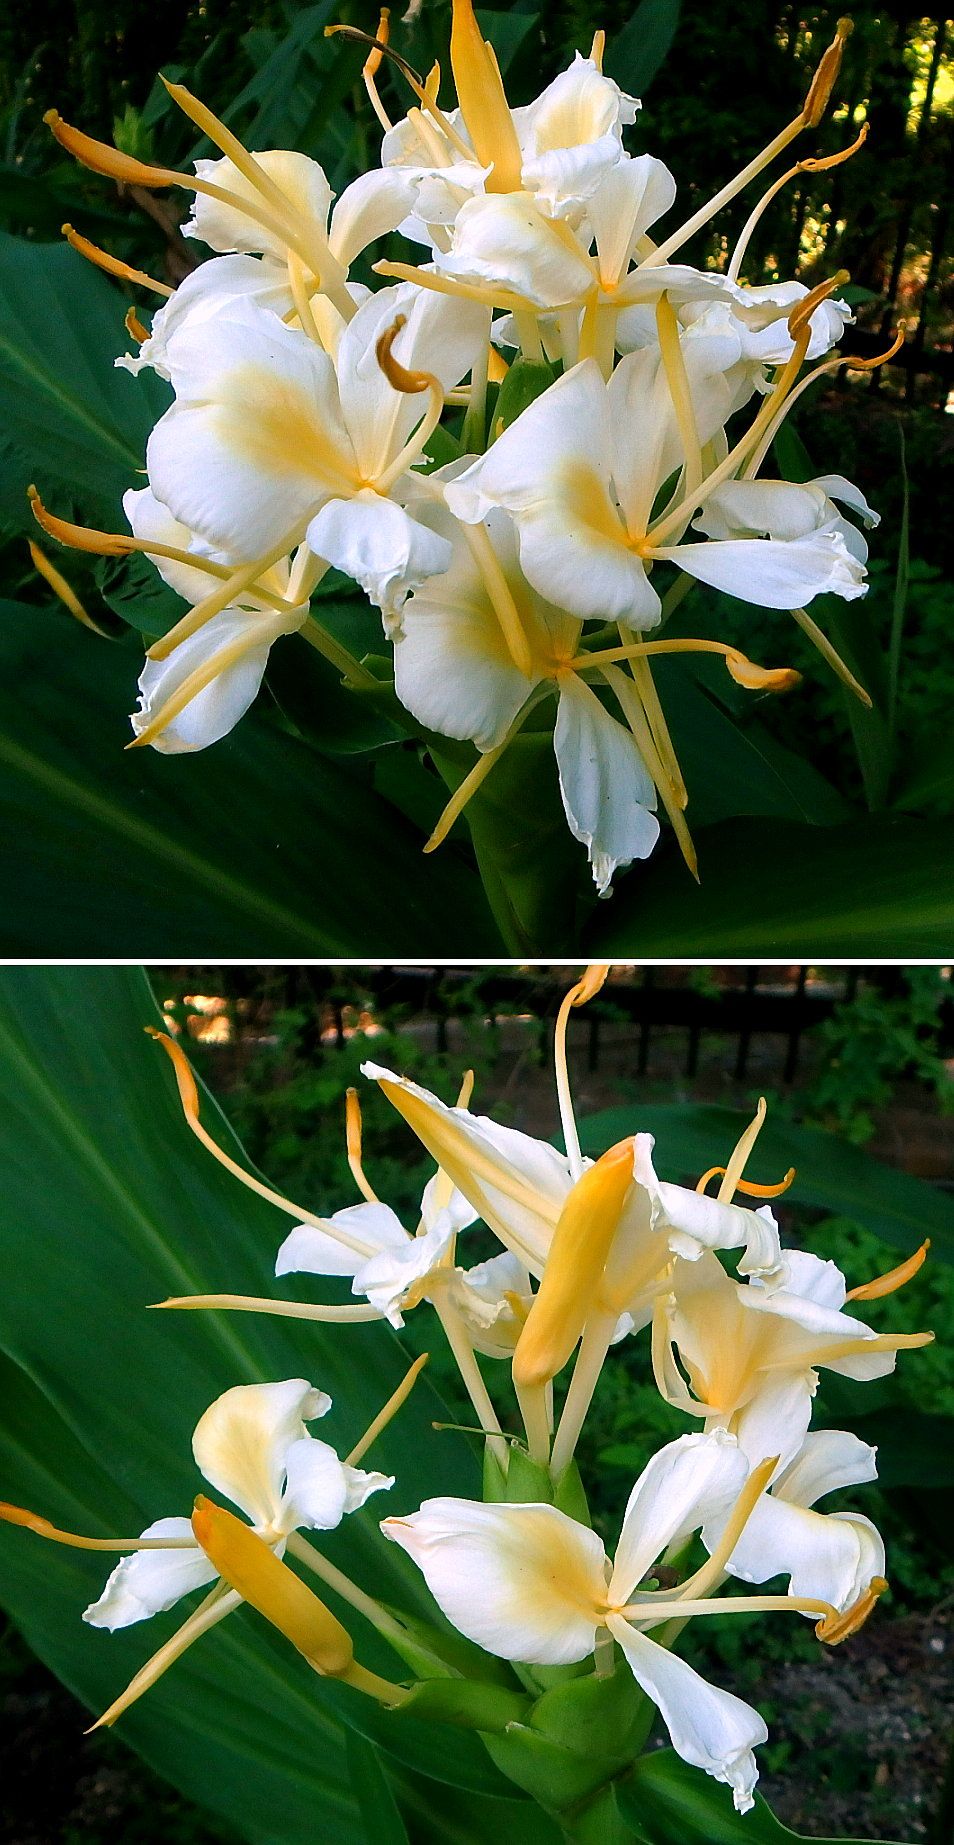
[577,1102,954,1262]
[586,815,954,956]
[617,1750,910,1845]
[0,233,165,522]
[346,1732,411,1845]
[604,0,682,93]
[654,658,850,828]
[431,730,593,956]
[0,602,498,954]
[493,358,558,434]
[0,968,534,1839]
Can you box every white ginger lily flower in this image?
[275,1175,478,1329]
[391,502,659,892]
[617,279,852,394]
[361,1063,786,1301]
[84,1379,391,1630]
[146,282,484,620]
[383,1429,773,1811]
[654,1247,934,1470]
[123,486,310,753]
[703,1427,885,1618]
[446,345,866,630]
[382,40,638,245]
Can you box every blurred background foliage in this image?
[4,963,952,1843]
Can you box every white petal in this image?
[123,485,222,606]
[192,1379,330,1527]
[131,608,286,755]
[393,567,540,749]
[716,1488,884,1614]
[336,283,486,480]
[435,192,595,309]
[811,473,880,529]
[554,676,660,895]
[352,1220,453,1326]
[308,494,451,620]
[587,156,676,287]
[420,1171,478,1235]
[382,1498,606,1664]
[183,151,331,259]
[730,1371,816,1475]
[633,1136,784,1283]
[774,1428,878,1508]
[329,169,421,267]
[658,528,867,607]
[148,299,354,557]
[280,1435,392,1532]
[608,1618,765,1813]
[118,255,293,381]
[779,1251,847,1310]
[83,1519,215,1629]
[361,1062,574,1274]
[610,1430,748,1604]
[275,1201,408,1281]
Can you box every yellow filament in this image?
[62,222,173,296]
[554,966,609,1179]
[450,0,523,192]
[727,124,868,283]
[146,527,306,660]
[46,111,333,285]
[590,28,606,70]
[789,606,872,708]
[601,663,699,880]
[695,1164,796,1200]
[151,1293,382,1322]
[373,256,533,315]
[346,1353,429,1465]
[846,1239,930,1302]
[88,1584,239,1730]
[656,295,703,503]
[741,327,907,484]
[346,1088,380,1203]
[363,9,394,134]
[28,540,107,635]
[657,1456,779,1602]
[0,1502,197,1551]
[513,1138,636,1389]
[461,521,534,677]
[146,1029,377,1257]
[718,1098,767,1203]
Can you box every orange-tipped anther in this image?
[375,314,431,394]
[146,1025,200,1118]
[28,486,135,557]
[847,1239,930,1302]
[816,1575,887,1645]
[788,270,850,337]
[846,325,906,371]
[45,109,176,188]
[727,654,802,694]
[695,1164,796,1200]
[803,17,853,129]
[62,223,173,297]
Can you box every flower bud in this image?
[513,1138,635,1389]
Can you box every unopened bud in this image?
[191,1498,354,1675]
[513,1138,635,1389]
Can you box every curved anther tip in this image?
[376,314,432,394]
[43,108,60,128]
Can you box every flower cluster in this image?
[1,967,933,1819]
[33,7,898,893]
